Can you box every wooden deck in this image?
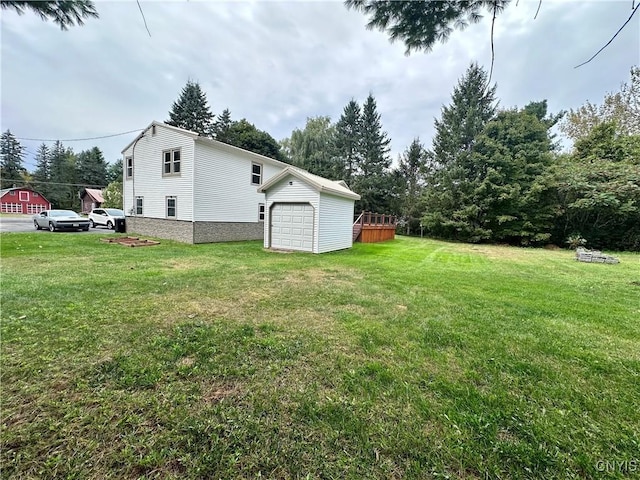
[353,212,397,243]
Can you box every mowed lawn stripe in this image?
[1,233,638,479]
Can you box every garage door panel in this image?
[271,203,313,252]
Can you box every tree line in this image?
[0,134,122,210]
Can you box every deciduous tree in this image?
[283,116,339,179]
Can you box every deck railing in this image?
[353,211,397,243]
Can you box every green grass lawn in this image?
[1,233,639,479]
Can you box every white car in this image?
[88,208,125,229]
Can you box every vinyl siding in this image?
[262,175,319,252]
[318,193,355,253]
[193,141,286,222]
[122,125,195,221]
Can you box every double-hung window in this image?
[163,149,181,176]
[135,196,143,215]
[126,157,133,179]
[166,196,177,219]
[251,163,262,185]
[258,203,265,222]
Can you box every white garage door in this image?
[271,203,314,252]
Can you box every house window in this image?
[9,190,15,196]
[19,191,29,201]
[258,203,265,222]
[33,192,39,197]
[126,157,133,179]
[166,196,177,218]
[163,149,181,176]
[135,196,143,215]
[251,163,262,185]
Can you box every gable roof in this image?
[121,121,198,153]
[0,186,50,201]
[258,167,361,200]
[81,188,104,203]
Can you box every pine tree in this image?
[166,80,215,137]
[0,130,26,189]
[213,108,233,143]
[48,141,78,209]
[76,146,108,186]
[2,0,99,30]
[423,63,498,240]
[396,138,429,234]
[334,99,362,187]
[32,143,51,198]
[354,93,392,213]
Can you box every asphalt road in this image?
[0,215,116,234]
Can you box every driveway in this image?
[0,215,117,234]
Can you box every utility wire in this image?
[137,0,151,37]
[15,128,143,143]
[575,3,640,68]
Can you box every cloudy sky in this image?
[1,0,638,174]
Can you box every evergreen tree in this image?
[213,108,233,143]
[0,130,26,189]
[396,138,429,234]
[354,93,392,213]
[345,0,510,55]
[166,80,215,137]
[334,99,362,187]
[107,159,123,184]
[467,103,557,244]
[2,0,99,30]
[76,146,108,186]
[423,63,498,240]
[48,141,78,209]
[32,143,51,198]
[284,116,340,179]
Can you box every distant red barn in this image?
[0,187,51,214]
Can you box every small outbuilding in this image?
[258,167,360,253]
[80,188,104,213]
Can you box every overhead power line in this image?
[15,128,143,143]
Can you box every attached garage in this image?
[258,167,360,253]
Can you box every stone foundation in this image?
[125,217,264,244]
[193,221,264,243]
[125,217,193,243]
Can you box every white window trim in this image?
[251,162,262,185]
[19,191,29,201]
[166,196,177,219]
[126,157,133,179]
[258,203,265,222]
[135,196,143,215]
[162,148,181,177]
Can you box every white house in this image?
[258,167,360,253]
[121,121,360,251]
